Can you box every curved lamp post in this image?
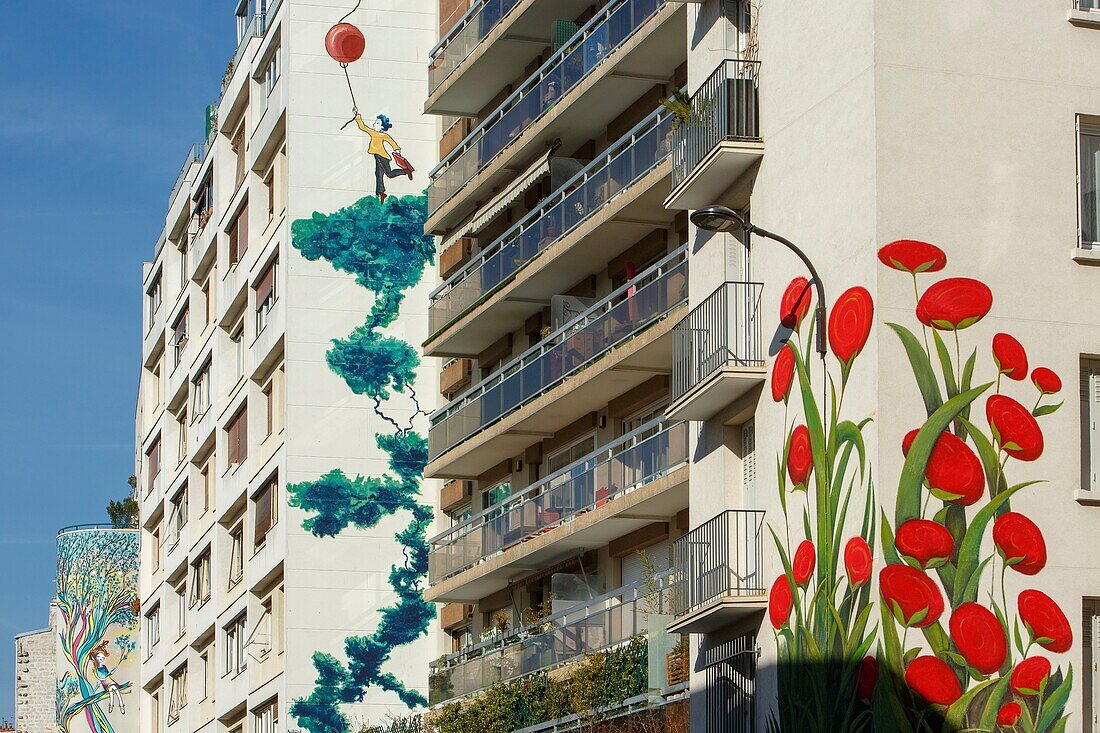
[689,205,827,358]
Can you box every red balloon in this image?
[326,23,365,64]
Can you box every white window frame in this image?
[1079,118,1100,251]
[145,604,161,655]
[1084,358,1100,493]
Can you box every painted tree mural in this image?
[288,193,437,733]
[768,241,1071,731]
[54,529,139,733]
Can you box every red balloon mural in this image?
[325,22,365,64]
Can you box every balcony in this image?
[669,509,766,634]
[168,143,204,207]
[666,281,765,422]
[429,571,679,706]
[427,0,592,115]
[429,417,688,594]
[426,0,684,232]
[665,58,763,211]
[427,249,687,476]
[427,106,675,355]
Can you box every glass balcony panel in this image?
[429,0,523,93]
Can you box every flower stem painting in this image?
[767,240,1071,731]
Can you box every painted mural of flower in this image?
[894,519,954,569]
[949,602,1007,675]
[997,702,1022,726]
[915,277,993,331]
[992,512,1047,576]
[992,333,1028,381]
[1018,590,1073,653]
[845,537,873,588]
[1010,656,1052,696]
[877,240,947,274]
[987,394,1044,461]
[771,345,795,403]
[880,565,944,628]
[902,428,985,505]
[856,656,878,702]
[787,424,813,489]
[1031,367,1062,395]
[904,656,963,707]
[828,286,874,366]
[769,575,794,629]
[780,276,813,329]
[792,540,815,586]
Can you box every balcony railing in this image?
[429,0,523,94]
[428,0,666,214]
[429,417,688,582]
[168,143,204,206]
[429,570,677,705]
[233,13,265,70]
[428,105,674,337]
[428,248,688,462]
[670,58,760,190]
[671,281,764,401]
[672,509,765,619]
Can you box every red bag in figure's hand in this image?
[393,153,415,179]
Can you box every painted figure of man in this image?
[354,113,413,202]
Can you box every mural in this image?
[288,192,437,733]
[767,241,1070,731]
[54,528,139,733]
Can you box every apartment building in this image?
[420,1,1100,732]
[135,2,439,733]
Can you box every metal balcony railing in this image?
[233,13,265,70]
[428,0,666,214]
[671,281,764,400]
[429,570,677,705]
[429,417,688,582]
[670,58,760,190]
[429,0,523,94]
[672,509,766,619]
[428,248,688,462]
[168,143,204,206]
[428,105,674,337]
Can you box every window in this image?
[253,698,278,733]
[261,365,284,438]
[450,624,473,653]
[151,689,162,733]
[231,320,246,380]
[253,476,277,550]
[225,614,247,676]
[202,277,214,329]
[1081,120,1100,249]
[546,435,596,475]
[198,646,213,702]
[168,664,187,724]
[168,487,187,547]
[1084,358,1100,492]
[192,361,212,418]
[249,597,274,660]
[147,437,162,493]
[229,522,245,589]
[145,603,161,654]
[255,259,277,333]
[150,362,163,411]
[179,240,189,290]
[228,203,249,266]
[174,581,187,639]
[482,479,511,510]
[227,405,248,467]
[232,124,248,191]
[176,409,188,466]
[189,551,211,608]
[263,45,281,96]
[172,307,189,368]
[200,456,215,516]
[148,272,163,328]
[1084,598,1100,729]
[151,528,162,572]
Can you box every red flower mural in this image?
[992,333,1028,381]
[771,345,795,403]
[894,519,954,569]
[904,656,963,707]
[880,565,944,628]
[1018,590,1072,653]
[915,277,993,331]
[992,512,1047,576]
[792,540,815,586]
[828,286,874,365]
[844,537,873,588]
[901,428,985,505]
[877,240,947,274]
[986,395,1044,462]
[1010,656,1051,696]
[769,575,794,630]
[856,656,878,702]
[949,602,1007,675]
[787,424,813,489]
[997,703,1022,727]
[1031,367,1062,395]
[780,276,813,329]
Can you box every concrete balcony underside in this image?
[427,0,593,117]
[664,139,764,211]
[425,160,673,359]
[666,364,766,422]
[426,2,685,234]
[666,595,767,635]
[425,301,684,480]
[426,464,688,603]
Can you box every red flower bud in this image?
[986,395,1044,462]
[992,333,1028,381]
[902,428,985,505]
[1010,656,1051,696]
[780,277,813,330]
[1031,367,1062,395]
[992,512,1047,576]
[828,286,874,365]
[877,240,947,274]
[949,602,1007,675]
[768,575,794,630]
[997,702,1022,727]
[844,537,873,588]
[904,655,962,707]
[880,565,944,628]
[792,540,815,587]
[787,425,813,489]
[856,655,878,702]
[771,345,796,403]
[1018,589,1072,653]
[916,277,993,331]
[895,519,954,569]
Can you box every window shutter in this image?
[238,204,249,259]
[254,484,272,543]
[742,421,756,502]
[239,406,248,462]
[256,260,276,304]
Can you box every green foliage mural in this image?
[288,193,437,733]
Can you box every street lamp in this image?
[689,205,827,358]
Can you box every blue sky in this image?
[0,1,232,721]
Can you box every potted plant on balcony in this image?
[665,637,689,687]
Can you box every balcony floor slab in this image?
[667,596,767,635]
[664,139,765,211]
[666,365,766,422]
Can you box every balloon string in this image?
[342,63,358,116]
[338,0,361,24]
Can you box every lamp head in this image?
[690,205,748,234]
